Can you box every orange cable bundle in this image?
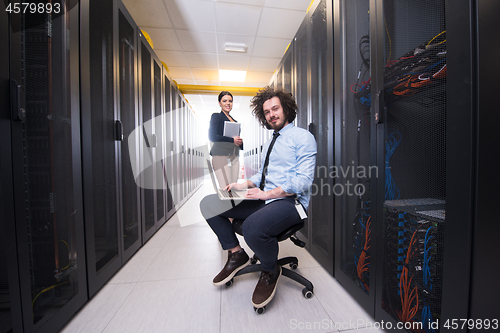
[397,228,421,325]
[357,218,371,291]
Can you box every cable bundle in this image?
[385,131,402,200]
[356,217,371,292]
[353,31,447,103]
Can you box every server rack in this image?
[80,0,122,297]
[265,0,335,274]
[1,2,23,332]
[117,0,142,264]
[334,0,376,313]
[153,56,166,228]
[3,1,88,332]
[307,0,335,275]
[163,74,175,215]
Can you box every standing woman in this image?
[209,91,243,188]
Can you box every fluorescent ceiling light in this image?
[224,42,247,53]
[219,70,247,82]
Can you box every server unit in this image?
[2,1,88,332]
[266,0,335,274]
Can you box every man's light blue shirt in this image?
[249,123,317,210]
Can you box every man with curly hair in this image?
[200,86,317,309]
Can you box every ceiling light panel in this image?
[219,69,247,82]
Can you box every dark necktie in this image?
[259,132,280,190]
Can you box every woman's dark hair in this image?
[250,86,297,129]
[218,91,233,102]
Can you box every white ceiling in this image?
[121,0,312,136]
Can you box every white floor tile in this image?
[220,272,333,333]
[103,278,220,333]
[60,283,135,333]
[108,246,162,284]
[139,242,223,281]
[307,267,375,328]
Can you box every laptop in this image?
[206,159,255,200]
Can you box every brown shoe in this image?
[252,265,281,308]
[213,249,250,286]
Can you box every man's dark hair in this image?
[250,86,297,129]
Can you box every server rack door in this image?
[81,0,122,297]
[375,0,447,329]
[171,93,179,206]
[181,100,187,201]
[439,1,478,328]
[153,58,165,227]
[1,2,24,331]
[276,67,283,90]
[461,0,500,326]
[163,77,174,214]
[8,1,88,331]
[308,0,335,275]
[334,0,375,312]
[117,1,141,262]
[283,48,292,94]
[187,111,192,193]
[293,21,310,243]
[139,36,157,242]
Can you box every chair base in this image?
[232,255,314,295]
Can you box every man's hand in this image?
[225,182,248,192]
[244,188,268,200]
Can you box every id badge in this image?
[295,199,307,219]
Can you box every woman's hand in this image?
[233,136,243,146]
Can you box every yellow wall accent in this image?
[178,85,262,96]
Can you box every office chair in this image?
[228,218,314,314]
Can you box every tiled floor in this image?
[61,180,383,333]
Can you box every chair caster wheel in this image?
[302,288,314,299]
[225,279,233,287]
[289,262,298,270]
[254,306,266,314]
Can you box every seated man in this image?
[200,86,317,308]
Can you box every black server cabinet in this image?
[138,33,158,242]
[1,2,23,332]
[153,57,166,228]
[80,0,122,297]
[179,99,186,203]
[463,0,500,327]
[3,1,88,332]
[334,0,375,312]
[163,71,175,217]
[307,0,335,275]
[117,0,142,263]
[334,0,465,330]
[171,93,180,207]
[268,0,334,273]
[374,1,447,330]
[293,20,311,244]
